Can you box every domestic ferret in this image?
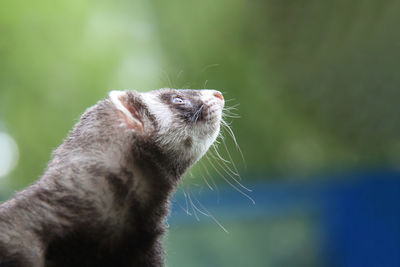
[0,88,225,267]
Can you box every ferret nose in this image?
[213,91,224,101]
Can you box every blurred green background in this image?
[1,0,400,266]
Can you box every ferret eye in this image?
[172,97,184,104]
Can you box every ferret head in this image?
[108,88,224,169]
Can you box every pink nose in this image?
[213,91,224,101]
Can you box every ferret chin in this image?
[0,88,225,267]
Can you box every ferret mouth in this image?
[195,98,224,124]
[189,105,222,127]
[202,104,223,124]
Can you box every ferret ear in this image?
[109,90,143,132]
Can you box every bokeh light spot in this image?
[0,132,19,178]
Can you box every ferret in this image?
[0,88,225,267]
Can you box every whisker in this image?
[223,98,238,104]
[203,80,208,89]
[208,149,241,179]
[213,129,243,179]
[223,112,240,118]
[205,155,255,205]
[223,107,240,114]
[224,107,239,111]
[218,129,241,178]
[187,189,200,221]
[200,160,220,200]
[182,82,191,89]
[182,188,192,215]
[176,70,183,81]
[191,104,205,123]
[201,63,220,73]
[174,187,192,215]
[162,71,174,89]
[223,103,240,109]
[221,120,246,168]
[200,172,214,191]
[211,143,231,164]
[221,120,239,147]
[207,152,252,192]
[222,111,239,116]
[191,191,229,233]
[222,114,241,119]
[209,145,241,179]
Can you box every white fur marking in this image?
[109,90,142,126]
[141,92,174,134]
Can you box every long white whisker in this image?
[222,109,241,118]
[221,120,240,150]
[223,99,238,104]
[191,192,229,233]
[223,107,240,113]
[182,188,192,215]
[176,70,183,81]
[209,146,240,178]
[207,152,252,192]
[162,71,174,89]
[205,155,255,205]
[208,151,241,181]
[211,143,231,164]
[201,63,220,73]
[203,80,208,89]
[187,189,200,221]
[218,130,241,177]
[200,160,220,200]
[200,172,214,191]
[191,104,205,122]
[222,114,241,119]
[221,120,246,168]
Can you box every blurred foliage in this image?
[1,0,400,191]
[165,216,320,267]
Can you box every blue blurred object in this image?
[169,170,400,267]
[320,171,400,267]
